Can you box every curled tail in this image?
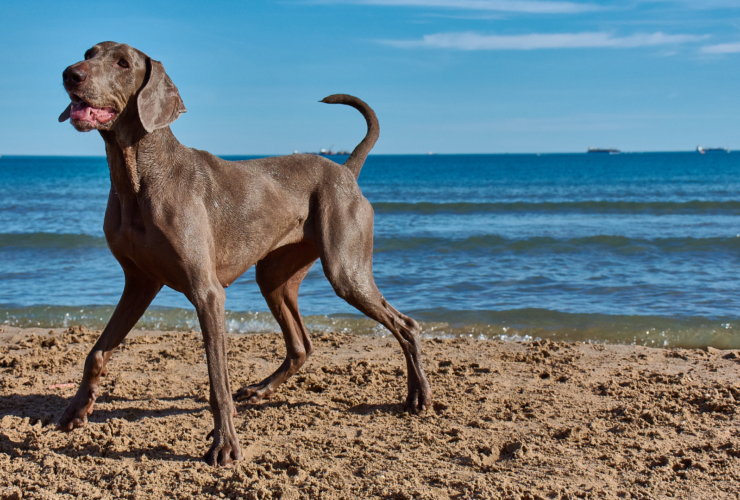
[320,94,379,179]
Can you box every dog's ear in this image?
[137,59,186,133]
[59,103,71,122]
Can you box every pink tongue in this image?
[70,101,116,124]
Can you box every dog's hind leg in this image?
[317,198,432,413]
[58,266,162,431]
[234,242,319,404]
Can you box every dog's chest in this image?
[103,192,159,267]
[103,189,206,291]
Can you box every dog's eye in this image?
[118,59,129,69]
[84,51,93,60]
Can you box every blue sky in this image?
[1,0,738,154]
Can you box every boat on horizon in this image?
[293,145,351,156]
[587,148,620,154]
[697,146,730,154]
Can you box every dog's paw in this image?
[203,430,243,467]
[234,384,274,405]
[57,389,96,431]
[405,385,432,415]
[57,415,88,431]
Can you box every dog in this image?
[57,42,432,466]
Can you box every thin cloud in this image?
[638,0,740,9]
[380,31,709,50]
[319,0,601,14]
[701,42,740,54]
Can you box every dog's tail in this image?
[320,94,379,179]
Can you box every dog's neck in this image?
[99,126,179,200]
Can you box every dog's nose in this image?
[63,66,87,86]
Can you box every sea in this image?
[1,152,739,349]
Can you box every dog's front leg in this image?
[190,281,243,467]
[58,271,161,431]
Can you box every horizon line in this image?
[0,150,732,158]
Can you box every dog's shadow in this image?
[0,431,196,463]
[0,393,206,424]
[236,399,405,416]
[0,393,400,424]
[0,393,207,462]
[234,398,325,413]
[0,394,405,464]
[347,402,405,415]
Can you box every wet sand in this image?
[0,325,739,499]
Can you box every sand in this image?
[0,325,738,499]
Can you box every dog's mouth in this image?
[69,94,118,126]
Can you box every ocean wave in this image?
[2,305,738,349]
[2,232,738,255]
[372,200,740,215]
[374,234,740,254]
[0,232,107,249]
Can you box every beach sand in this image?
[0,326,738,499]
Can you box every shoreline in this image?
[1,326,739,498]
[3,307,740,350]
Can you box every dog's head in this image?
[59,42,186,134]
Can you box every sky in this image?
[0,0,738,155]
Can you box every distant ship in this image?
[697,146,730,154]
[293,145,350,156]
[316,148,350,156]
[587,148,620,154]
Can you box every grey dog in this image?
[57,42,432,466]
